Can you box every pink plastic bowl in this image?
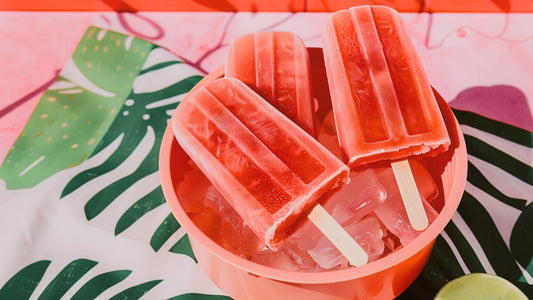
[160,48,468,300]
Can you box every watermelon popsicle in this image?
[323,5,450,230]
[172,78,368,266]
[226,31,316,136]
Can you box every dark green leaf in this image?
[457,193,524,280]
[169,235,197,263]
[510,202,533,273]
[0,260,50,300]
[397,235,466,299]
[138,61,182,75]
[442,220,485,273]
[61,134,141,198]
[38,259,98,300]
[115,186,166,235]
[133,75,203,103]
[453,109,533,147]
[71,270,131,300]
[466,162,527,210]
[151,213,181,252]
[167,293,232,300]
[109,279,162,300]
[463,134,532,185]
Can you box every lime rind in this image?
[435,273,528,300]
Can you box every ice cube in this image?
[177,166,212,214]
[178,167,264,258]
[374,167,439,246]
[288,168,388,269]
[204,185,264,258]
[307,215,386,269]
[250,246,319,272]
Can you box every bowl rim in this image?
[159,62,468,284]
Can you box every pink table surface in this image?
[0,11,532,299]
[1,12,532,165]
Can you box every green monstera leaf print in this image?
[398,109,532,299]
[0,259,162,300]
[0,27,154,189]
[0,258,233,299]
[59,45,203,258]
[0,26,232,300]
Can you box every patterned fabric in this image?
[400,109,533,298]
[0,26,227,299]
[0,26,531,299]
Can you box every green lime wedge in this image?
[435,273,528,300]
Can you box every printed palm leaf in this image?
[0,27,153,189]
[398,108,533,299]
[0,259,162,300]
[1,26,235,300]
[59,45,203,257]
[168,293,232,300]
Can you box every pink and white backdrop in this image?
[0,11,531,299]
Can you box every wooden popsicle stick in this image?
[391,159,429,231]
[307,204,368,267]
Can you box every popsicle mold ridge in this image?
[226,31,316,137]
[323,5,450,167]
[172,78,349,250]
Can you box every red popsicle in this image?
[172,78,367,265]
[226,31,316,136]
[323,5,450,231]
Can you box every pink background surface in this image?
[1,11,532,163]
